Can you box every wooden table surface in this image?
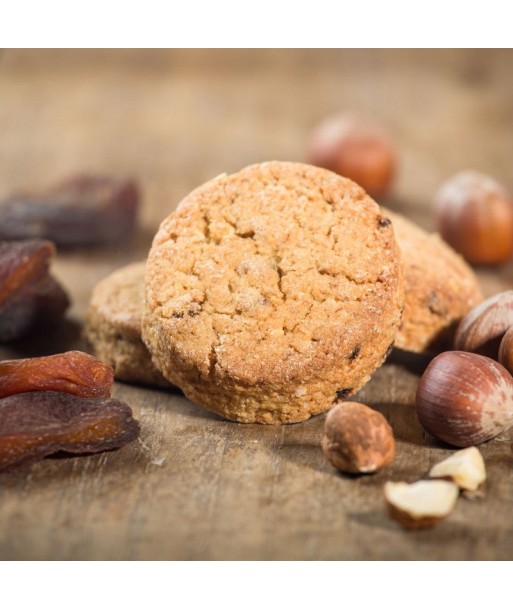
[1,49,513,560]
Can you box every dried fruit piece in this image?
[0,175,139,246]
[384,480,459,529]
[0,391,140,470]
[0,239,54,306]
[0,240,69,341]
[322,401,395,474]
[0,351,114,399]
[429,447,486,492]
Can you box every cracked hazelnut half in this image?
[429,447,486,491]
[322,401,395,474]
[384,480,459,529]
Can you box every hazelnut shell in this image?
[308,114,395,198]
[416,351,513,447]
[454,290,513,358]
[434,170,513,265]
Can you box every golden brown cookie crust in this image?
[143,162,404,424]
[85,262,171,387]
[385,209,483,353]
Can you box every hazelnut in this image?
[434,170,513,265]
[415,351,513,447]
[454,290,513,358]
[429,447,486,492]
[384,480,459,529]
[308,114,395,198]
[322,401,395,474]
[499,326,513,375]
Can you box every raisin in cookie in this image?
[85,262,170,387]
[385,209,483,353]
[143,162,404,424]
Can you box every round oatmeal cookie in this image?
[143,161,404,424]
[85,262,171,387]
[385,209,483,353]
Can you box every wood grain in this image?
[1,49,513,560]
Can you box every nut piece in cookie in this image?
[85,262,171,388]
[143,161,404,424]
[322,401,395,474]
[385,209,483,353]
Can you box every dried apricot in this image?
[0,351,114,399]
[0,391,140,470]
[0,240,69,341]
[0,175,139,246]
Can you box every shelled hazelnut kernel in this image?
[322,401,395,474]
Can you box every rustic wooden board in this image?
[1,49,513,560]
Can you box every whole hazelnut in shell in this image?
[499,326,513,375]
[416,350,513,447]
[308,114,395,198]
[454,290,513,358]
[434,171,513,265]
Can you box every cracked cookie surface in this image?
[85,262,171,387]
[143,161,404,423]
[386,209,483,353]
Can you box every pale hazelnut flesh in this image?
[384,480,459,529]
[434,170,513,265]
[322,401,395,474]
[308,114,395,198]
[429,447,486,492]
[454,290,513,358]
[415,351,513,447]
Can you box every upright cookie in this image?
[385,209,483,352]
[85,262,170,388]
[143,162,404,424]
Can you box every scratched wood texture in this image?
[1,49,513,560]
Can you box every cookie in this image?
[385,209,483,353]
[143,161,404,424]
[85,262,170,387]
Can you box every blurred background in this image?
[0,48,512,312]
[2,50,512,217]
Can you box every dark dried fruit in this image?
[0,175,139,246]
[0,240,69,341]
[0,391,140,470]
[0,351,114,399]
